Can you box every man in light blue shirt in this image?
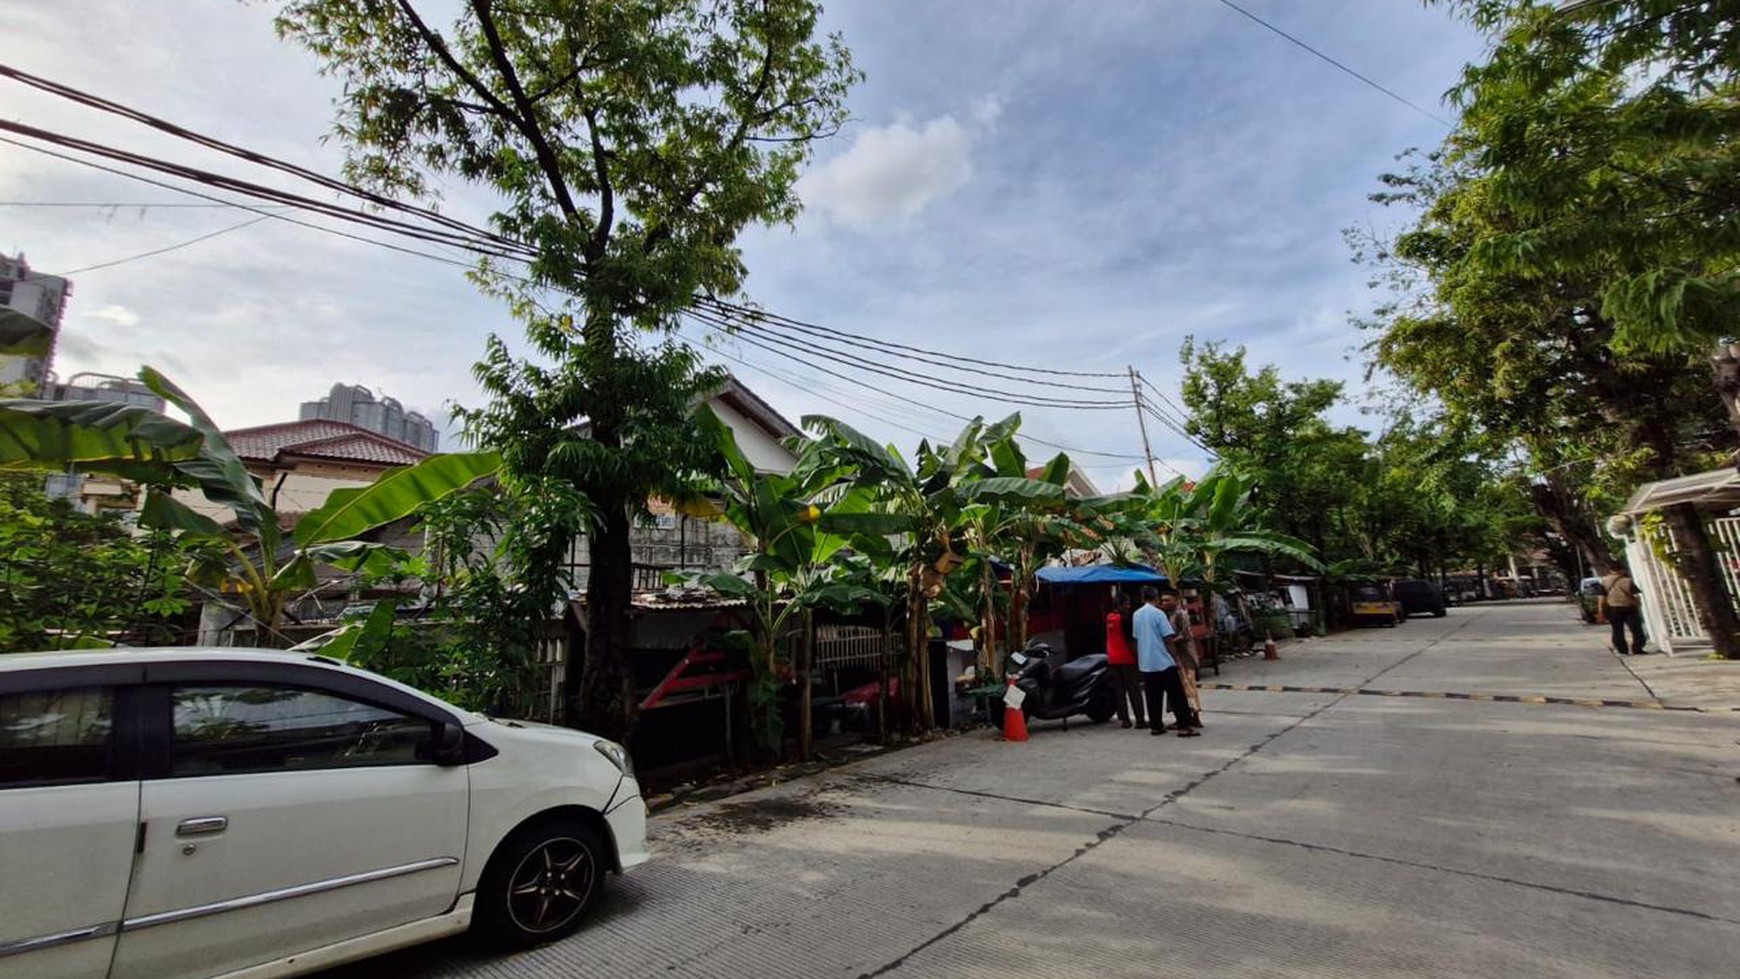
[1132,586,1200,736]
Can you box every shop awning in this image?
[1035,564,1167,585]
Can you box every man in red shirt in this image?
[1105,592,1146,729]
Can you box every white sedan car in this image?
[0,648,648,979]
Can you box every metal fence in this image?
[813,625,898,670]
[1627,515,1740,655]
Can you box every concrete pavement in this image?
[322,602,1739,978]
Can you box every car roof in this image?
[0,647,480,722]
[0,646,325,672]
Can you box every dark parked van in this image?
[1394,579,1448,618]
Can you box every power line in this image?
[1210,0,1454,127]
[688,312,1149,462]
[1130,371,1213,454]
[1140,401,1215,458]
[0,61,520,252]
[0,201,293,208]
[686,306,1135,411]
[0,135,489,274]
[707,303,1127,396]
[5,70,1138,390]
[1137,373,1194,427]
[694,295,1126,380]
[698,339,951,445]
[0,120,529,261]
[54,215,271,275]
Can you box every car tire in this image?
[1433,609,1447,618]
[474,817,607,951]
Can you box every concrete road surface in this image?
[321,602,1739,979]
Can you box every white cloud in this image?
[84,304,141,327]
[798,114,975,229]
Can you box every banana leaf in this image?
[956,475,1066,504]
[293,451,501,546]
[140,367,273,542]
[140,488,227,538]
[316,599,398,664]
[0,399,206,469]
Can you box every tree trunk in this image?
[798,609,814,761]
[979,561,997,673]
[1660,503,1740,659]
[1528,477,1614,578]
[577,496,636,743]
[878,618,891,744]
[903,569,934,732]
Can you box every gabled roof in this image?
[225,420,429,468]
[713,373,803,443]
[1025,464,1101,499]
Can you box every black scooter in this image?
[1004,642,1117,728]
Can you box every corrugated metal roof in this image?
[224,420,429,467]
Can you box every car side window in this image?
[0,686,115,788]
[170,684,433,776]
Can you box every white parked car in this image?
[0,648,648,979]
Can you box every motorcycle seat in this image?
[1055,655,1104,684]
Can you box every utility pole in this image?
[1128,366,1159,486]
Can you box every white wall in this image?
[708,397,797,474]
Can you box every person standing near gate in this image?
[1104,592,1146,729]
[1133,586,1200,736]
[1599,565,1648,655]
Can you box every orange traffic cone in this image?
[1002,677,1029,742]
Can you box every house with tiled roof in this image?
[181,419,431,527]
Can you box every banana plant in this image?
[1112,468,1321,654]
[0,367,500,645]
[677,407,891,755]
[803,414,1064,729]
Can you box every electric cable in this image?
[54,215,271,275]
[1210,0,1454,127]
[693,294,1126,379]
[684,305,1135,411]
[686,311,1149,461]
[701,301,1127,395]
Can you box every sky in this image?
[0,1,1487,491]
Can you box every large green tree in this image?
[270,0,858,736]
[1356,1,1740,654]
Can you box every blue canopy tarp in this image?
[1035,564,1166,585]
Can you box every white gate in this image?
[1625,515,1740,655]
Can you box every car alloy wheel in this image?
[506,836,596,935]
[477,819,607,949]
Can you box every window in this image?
[0,687,114,788]
[170,685,433,776]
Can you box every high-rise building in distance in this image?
[298,382,439,452]
[0,253,71,398]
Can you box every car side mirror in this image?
[419,721,467,766]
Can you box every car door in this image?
[0,674,141,979]
[110,666,469,979]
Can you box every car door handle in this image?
[176,816,228,837]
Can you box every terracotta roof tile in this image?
[224,420,429,468]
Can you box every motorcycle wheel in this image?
[1085,684,1116,724]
